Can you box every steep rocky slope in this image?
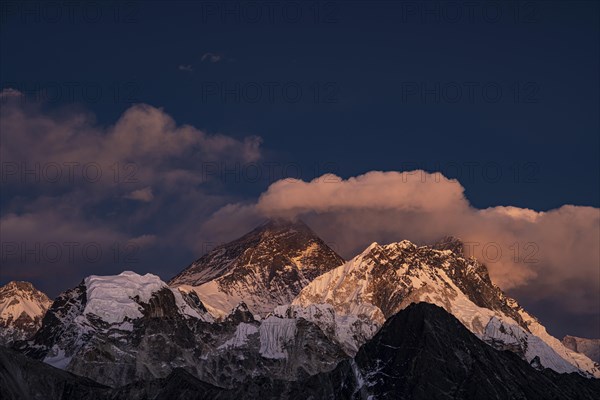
[170,219,345,317]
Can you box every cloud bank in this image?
[1,89,596,337]
[0,90,262,284]
[203,171,599,317]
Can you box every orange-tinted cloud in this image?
[204,171,599,315]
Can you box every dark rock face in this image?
[563,335,600,363]
[0,346,110,400]
[223,302,255,325]
[19,283,87,359]
[4,303,599,400]
[346,303,600,399]
[112,368,228,400]
[169,219,345,316]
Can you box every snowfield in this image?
[84,271,167,324]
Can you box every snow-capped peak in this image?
[364,241,379,251]
[0,281,52,321]
[0,281,53,345]
[292,239,600,378]
[169,219,345,317]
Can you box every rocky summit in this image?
[169,219,345,317]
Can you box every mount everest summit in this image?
[169,219,345,317]
[1,219,599,399]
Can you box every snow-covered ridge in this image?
[292,239,600,378]
[84,271,167,324]
[218,322,259,350]
[273,303,380,354]
[82,271,213,324]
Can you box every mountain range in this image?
[1,219,599,399]
[2,303,599,399]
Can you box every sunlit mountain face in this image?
[1,1,598,399]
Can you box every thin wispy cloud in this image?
[125,187,154,202]
[0,88,24,99]
[201,52,223,63]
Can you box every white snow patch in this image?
[276,303,380,355]
[219,323,259,349]
[171,289,213,322]
[185,281,243,319]
[83,271,166,324]
[259,317,297,359]
[43,346,72,369]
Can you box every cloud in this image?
[0,94,263,290]
[125,187,154,202]
[129,234,158,247]
[203,171,600,318]
[0,210,128,280]
[1,89,596,337]
[178,52,227,72]
[201,52,223,63]
[256,171,468,215]
[0,88,24,99]
[0,99,262,190]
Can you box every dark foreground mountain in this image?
[336,302,600,399]
[0,346,109,400]
[3,303,599,400]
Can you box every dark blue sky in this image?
[2,1,598,208]
[1,1,599,338]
